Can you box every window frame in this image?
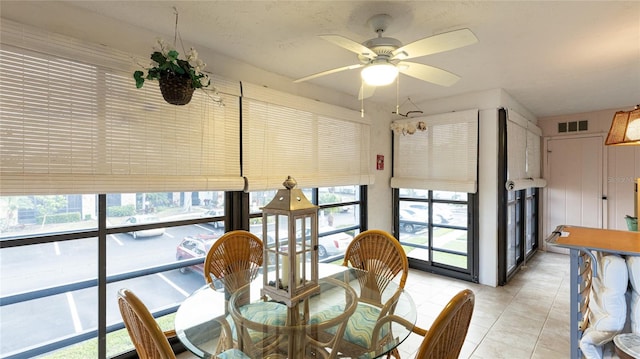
[394,188,479,283]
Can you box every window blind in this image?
[505,109,546,191]
[390,109,479,193]
[241,83,372,191]
[0,20,244,195]
[507,110,528,183]
[526,122,542,179]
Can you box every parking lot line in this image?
[109,234,123,246]
[157,273,189,297]
[195,224,215,232]
[66,292,83,332]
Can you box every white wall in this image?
[365,102,395,232]
[538,109,640,230]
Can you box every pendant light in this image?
[605,105,640,146]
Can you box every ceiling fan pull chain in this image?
[361,82,365,118]
[396,75,400,114]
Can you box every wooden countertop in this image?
[549,225,640,255]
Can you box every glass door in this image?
[506,190,522,274]
[504,188,539,282]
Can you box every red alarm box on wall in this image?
[376,154,384,170]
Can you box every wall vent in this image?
[558,120,588,133]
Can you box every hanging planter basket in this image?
[158,74,195,106]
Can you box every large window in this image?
[0,20,241,357]
[0,192,226,358]
[396,189,477,282]
[391,109,479,282]
[0,186,364,358]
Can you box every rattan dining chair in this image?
[371,289,475,359]
[203,230,287,356]
[413,288,475,358]
[118,288,250,359]
[204,230,264,293]
[342,229,408,298]
[322,229,409,358]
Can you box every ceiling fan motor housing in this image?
[359,37,402,63]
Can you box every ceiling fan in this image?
[294,14,478,99]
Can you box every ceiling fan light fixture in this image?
[361,62,398,86]
[605,105,640,146]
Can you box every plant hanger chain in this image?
[392,97,423,118]
[173,6,179,48]
[171,6,223,107]
[172,7,188,59]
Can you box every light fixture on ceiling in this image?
[360,60,398,86]
[605,105,640,146]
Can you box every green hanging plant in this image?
[133,38,210,90]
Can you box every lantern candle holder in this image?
[261,176,320,307]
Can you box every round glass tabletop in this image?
[175,264,416,359]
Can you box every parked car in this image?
[175,233,223,289]
[403,203,455,225]
[399,209,427,233]
[299,227,353,258]
[123,215,165,239]
[201,208,224,229]
[406,203,429,212]
[317,228,353,258]
[265,227,353,259]
[433,207,455,225]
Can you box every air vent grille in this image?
[558,120,588,133]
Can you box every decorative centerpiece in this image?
[261,176,320,307]
[133,38,211,105]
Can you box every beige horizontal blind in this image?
[507,110,528,184]
[390,109,479,193]
[0,20,243,195]
[505,109,546,191]
[242,83,372,191]
[526,122,542,179]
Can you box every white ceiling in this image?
[2,1,639,118]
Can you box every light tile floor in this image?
[398,250,571,359]
[178,250,573,359]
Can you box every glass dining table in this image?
[174,264,416,359]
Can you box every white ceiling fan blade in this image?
[319,35,376,59]
[358,84,376,100]
[293,63,364,83]
[391,28,478,60]
[398,62,461,87]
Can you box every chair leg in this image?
[387,347,400,359]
